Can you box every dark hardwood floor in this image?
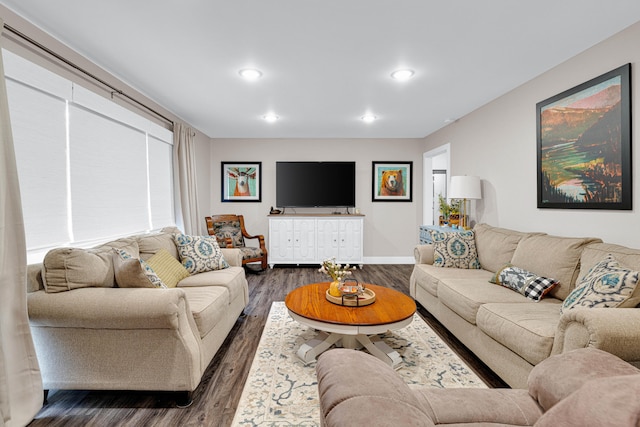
[29,264,506,427]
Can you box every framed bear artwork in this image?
[372,161,412,202]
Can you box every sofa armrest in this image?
[316,349,432,427]
[552,308,640,362]
[414,244,434,264]
[28,287,191,330]
[221,248,243,267]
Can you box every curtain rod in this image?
[3,23,174,127]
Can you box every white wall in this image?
[205,138,424,261]
[422,21,640,248]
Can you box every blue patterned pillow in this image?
[491,264,559,301]
[174,234,230,274]
[430,230,480,269]
[113,248,167,288]
[561,254,640,313]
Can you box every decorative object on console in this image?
[448,175,481,229]
[372,161,412,202]
[537,63,631,210]
[221,161,262,202]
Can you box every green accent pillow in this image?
[173,234,230,274]
[430,229,480,269]
[561,254,640,313]
[146,248,190,288]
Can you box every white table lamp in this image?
[448,176,482,229]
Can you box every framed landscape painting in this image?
[537,64,631,210]
[372,161,412,202]
[221,162,262,202]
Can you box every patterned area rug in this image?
[231,301,487,426]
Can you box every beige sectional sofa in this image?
[26,227,248,405]
[316,347,640,426]
[410,223,640,388]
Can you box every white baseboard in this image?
[363,256,415,265]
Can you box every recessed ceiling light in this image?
[239,68,263,80]
[390,69,415,81]
[361,114,377,123]
[263,113,279,123]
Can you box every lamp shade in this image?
[449,176,481,200]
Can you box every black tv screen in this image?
[276,161,356,208]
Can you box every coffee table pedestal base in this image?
[296,331,403,368]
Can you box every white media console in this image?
[268,214,364,268]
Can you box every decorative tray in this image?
[325,287,376,307]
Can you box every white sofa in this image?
[410,223,640,388]
[26,227,248,405]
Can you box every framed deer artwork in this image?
[221,162,262,202]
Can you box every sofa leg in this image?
[175,391,193,408]
[43,389,49,405]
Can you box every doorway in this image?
[422,144,450,226]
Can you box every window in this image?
[3,49,175,263]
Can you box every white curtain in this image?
[173,122,202,235]
[0,20,43,427]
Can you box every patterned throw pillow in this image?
[561,254,640,313]
[113,248,167,289]
[490,264,559,301]
[430,229,480,269]
[174,234,230,274]
[145,248,191,288]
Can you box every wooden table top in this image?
[284,282,416,327]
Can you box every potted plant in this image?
[438,194,461,226]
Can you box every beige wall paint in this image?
[205,138,424,261]
[423,21,640,248]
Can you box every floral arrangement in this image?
[319,258,355,282]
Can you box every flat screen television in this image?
[276,161,356,208]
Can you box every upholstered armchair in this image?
[205,214,268,270]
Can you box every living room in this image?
[2,2,640,427]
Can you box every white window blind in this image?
[3,49,175,262]
[6,79,69,249]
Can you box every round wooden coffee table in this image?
[284,282,416,367]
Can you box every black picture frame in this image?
[221,162,262,202]
[536,64,631,210]
[372,161,413,202]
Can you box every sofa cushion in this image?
[437,277,526,324]
[528,348,640,411]
[412,265,494,298]
[431,229,480,269]
[561,254,640,313]
[534,374,640,427]
[42,238,139,293]
[476,301,562,365]
[178,266,247,304]
[578,242,640,283]
[145,248,190,288]
[413,388,543,426]
[181,286,229,338]
[491,264,559,301]
[510,234,601,300]
[473,223,537,273]
[137,228,180,261]
[174,234,230,274]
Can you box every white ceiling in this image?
[2,1,640,139]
